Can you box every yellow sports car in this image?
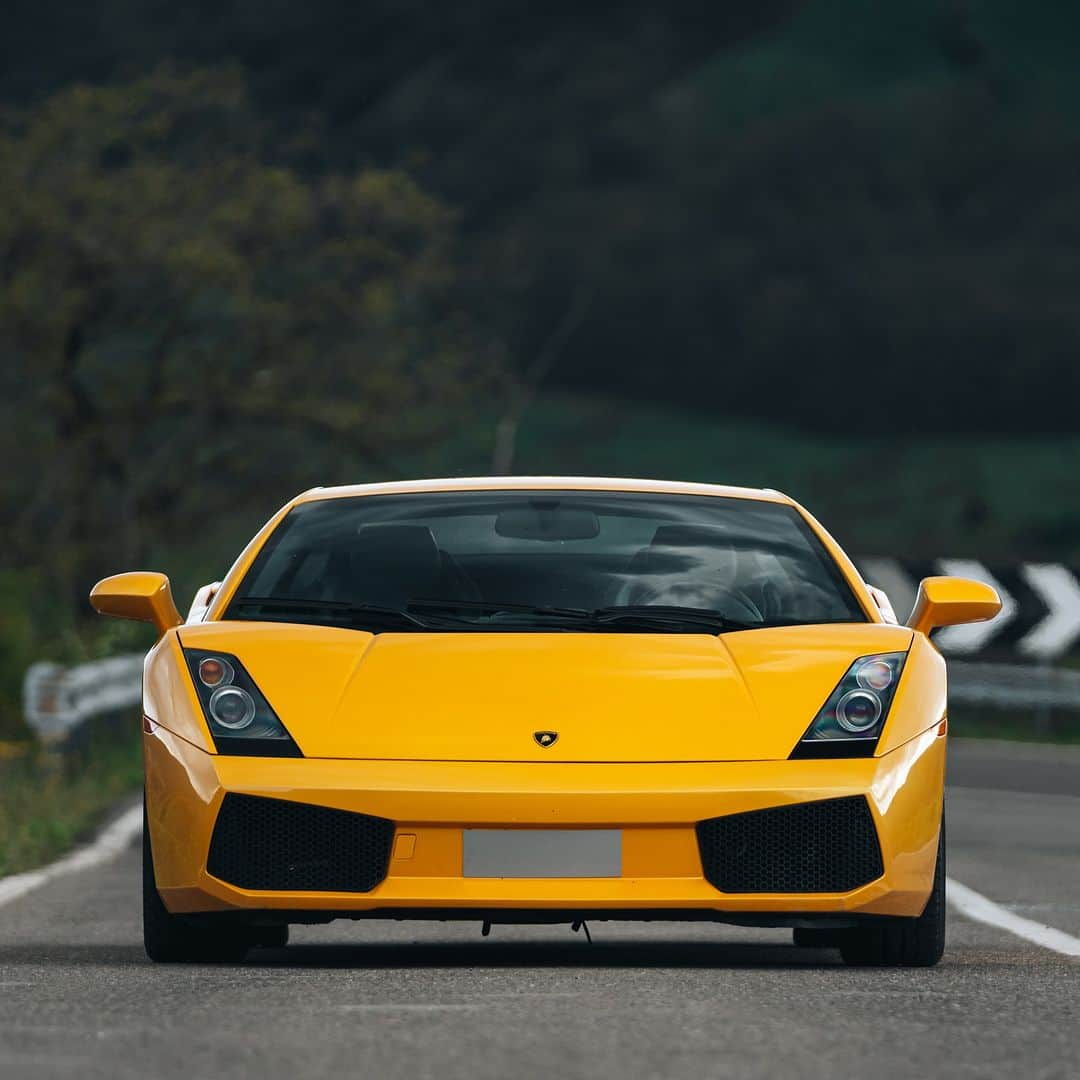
[91,477,1000,966]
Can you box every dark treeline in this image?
[2,1,1080,735]
[4,0,1079,434]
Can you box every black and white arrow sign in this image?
[1017,564,1080,660]
[855,557,1080,661]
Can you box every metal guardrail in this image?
[22,656,143,744]
[947,660,1080,710]
[16,585,218,749]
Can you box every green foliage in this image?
[2,2,1079,745]
[0,3,1078,438]
[0,573,40,736]
[0,67,492,607]
[549,2,1080,433]
[410,390,1080,566]
[0,68,501,739]
[696,0,1080,129]
[0,718,143,877]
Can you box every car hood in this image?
[177,622,914,762]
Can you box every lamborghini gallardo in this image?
[90,477,1000,965]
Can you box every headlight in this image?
[835,689,882,733]
[183,648,301,756]
[790,652,906,759]
[208,685,257,730]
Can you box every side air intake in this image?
[696,796,884,893]
[207,793,394,893]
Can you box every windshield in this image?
[225,490,866,633]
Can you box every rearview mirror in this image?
[494,504,600,541]
[89,571,183,637]
[906,576,1002,637]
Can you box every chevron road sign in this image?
[856,558,1080,661]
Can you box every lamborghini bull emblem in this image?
[533,730,558,748]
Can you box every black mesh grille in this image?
[207,793,394,893]
[696,796,884,894]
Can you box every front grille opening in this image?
[696,795,884,894]
[207,793,395,893]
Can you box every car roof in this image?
[293,477,793,506]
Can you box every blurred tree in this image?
[490,280,592,475]
[0,68,491,603]
[0,0,804,435]
[557,77,1080,432]
[1,0,1077,449]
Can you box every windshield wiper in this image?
[589,605,758,633]
[407,598,592,620]
[230,596,433,630]
[410,599,756,633]
[232,597,756,634]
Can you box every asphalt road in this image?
[1,739,1077,1080]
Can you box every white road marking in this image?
[2,808,1078,961]
[947,877,1080,958]
[0,803,142,909]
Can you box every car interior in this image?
[252,513,850,625]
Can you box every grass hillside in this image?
[416,393,1080,565]
[698,0,1080,127]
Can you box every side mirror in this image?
[89,572,183,637]
[906,576,1002,637]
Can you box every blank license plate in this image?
[462,830,622,878]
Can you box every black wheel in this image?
[143,795,250,964]
[839,818,946,968]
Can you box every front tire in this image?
[839,818,946,968]
[143,795,250,964]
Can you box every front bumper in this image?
[145,722,945,920]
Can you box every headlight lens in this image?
[835,689,883,733]
[855,659,894,692]
[790,652,906,758]
[208,685,256,730]
[183,648,301,756]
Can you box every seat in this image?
[343,524,446,607]
[330,524,481,607]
